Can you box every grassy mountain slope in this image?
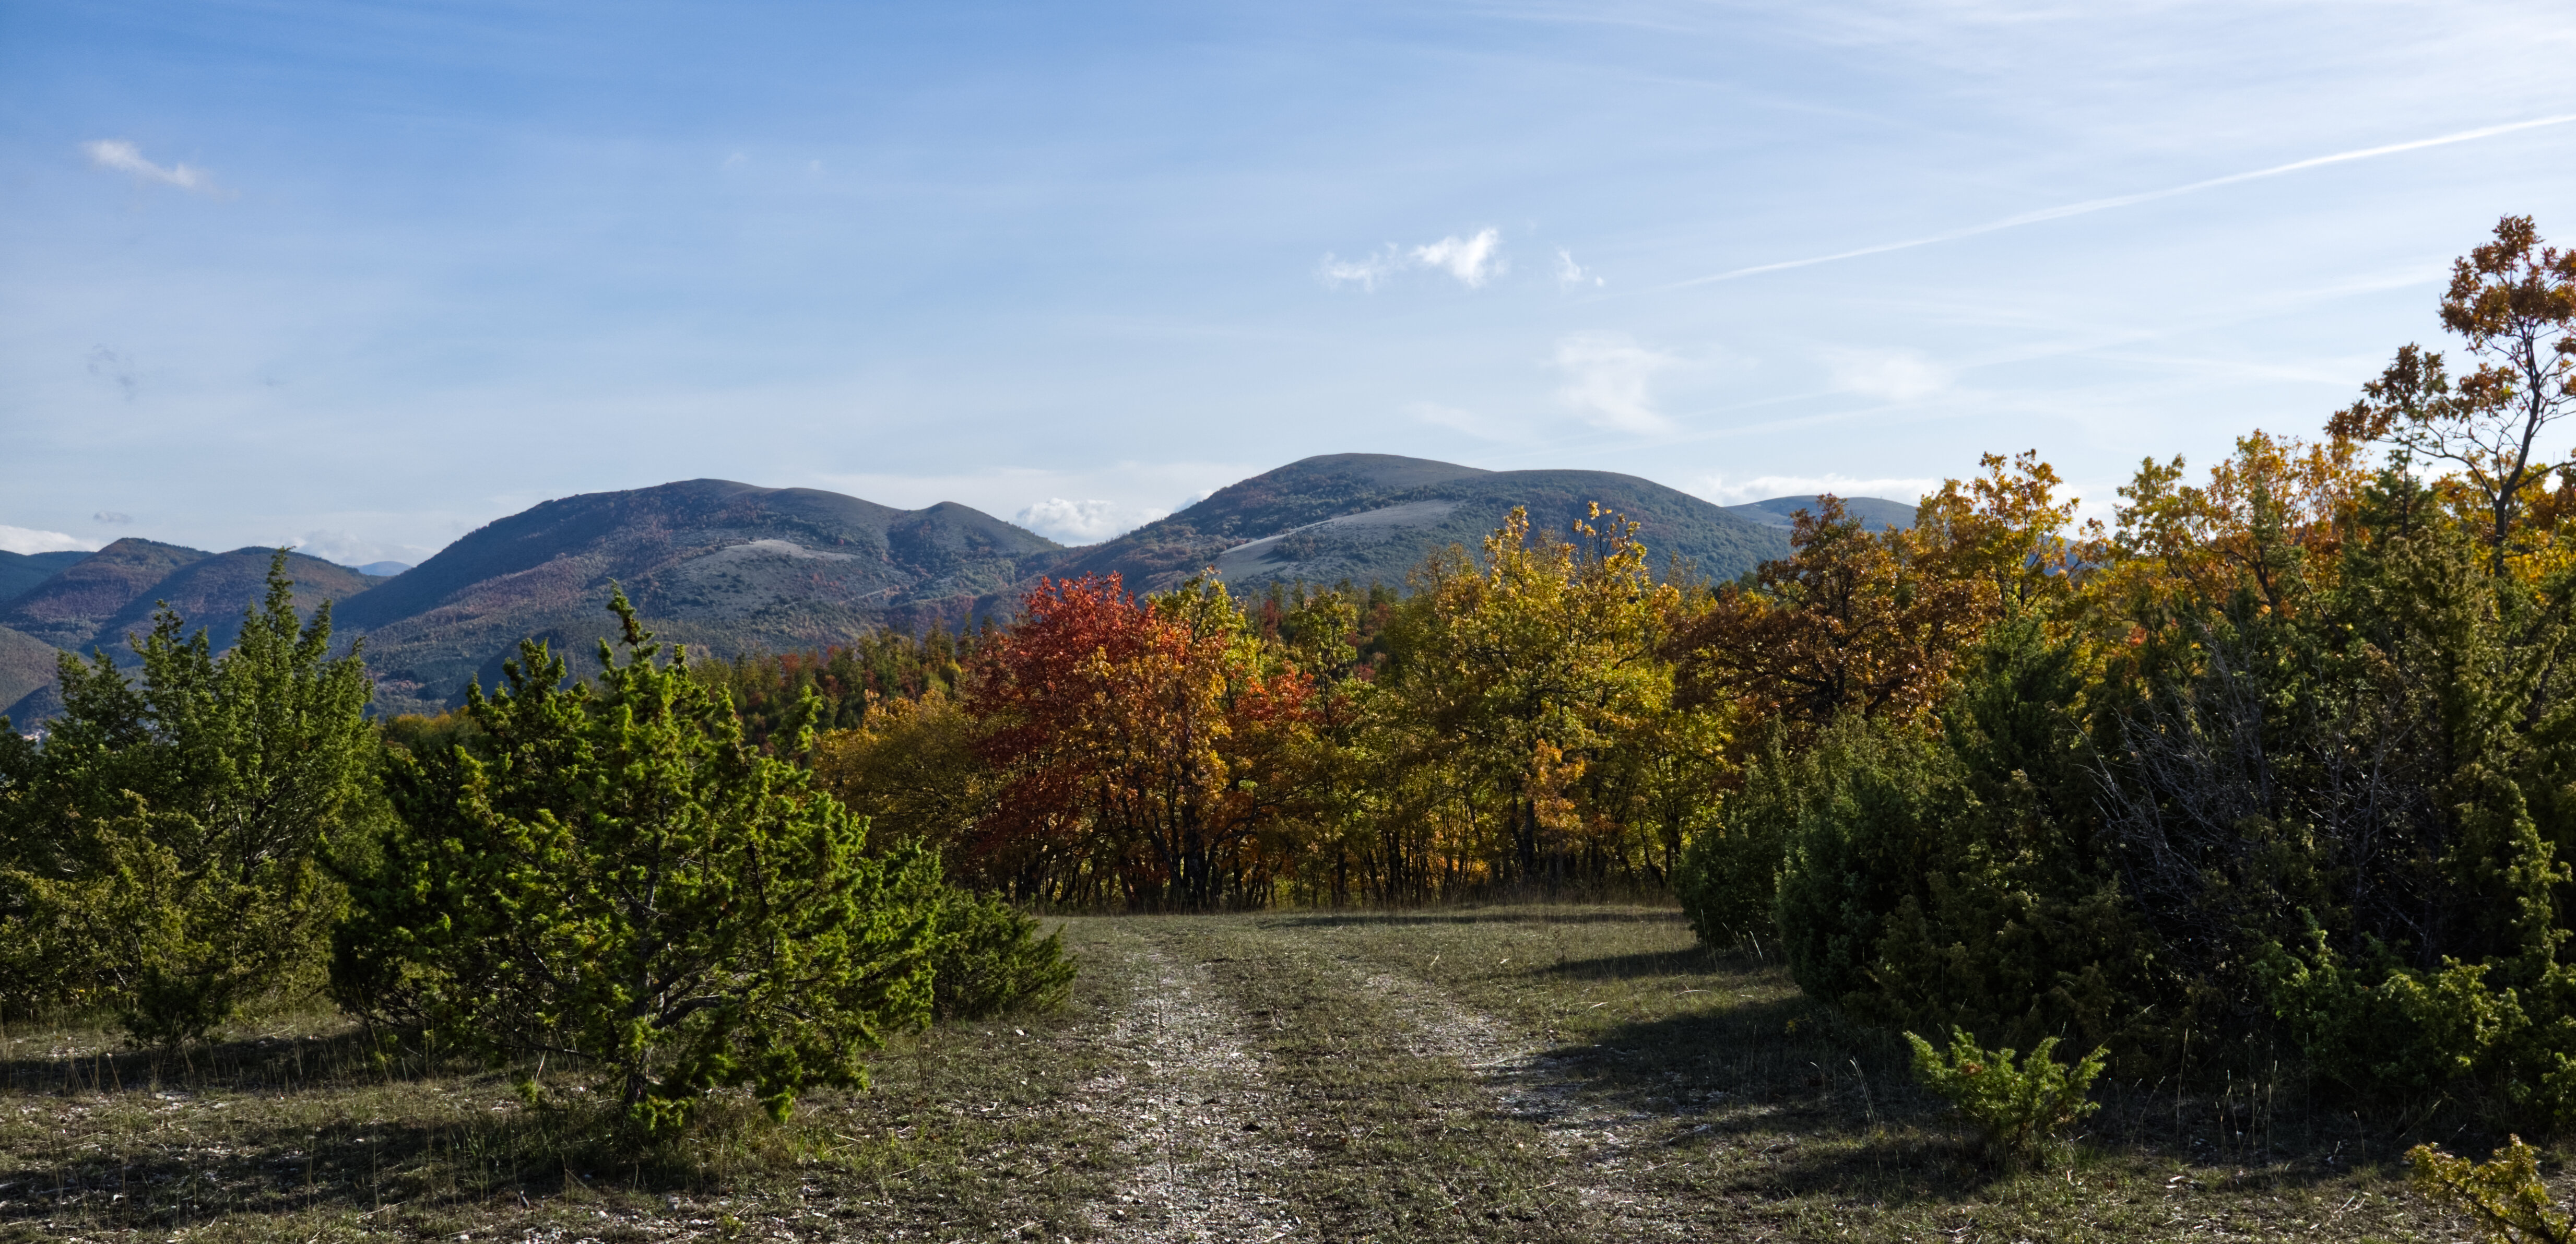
[0,539,212,651]
[1722,494,1920,533]
[1054,454,1795,594]
[1047,454,1494,587]
[0,624,70,723]
[86,549,386,665]
[1,550,382,724]
[0,549,93,603]
[339,479,1061,716]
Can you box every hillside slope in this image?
[1723,494,1919,532]
[339,479,1061,716]
[0,549,93,603]
[86,549,386,664]
[0,539,212,651]
[0,624,69,721]
[1054,454,1794,593]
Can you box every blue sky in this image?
[4,0,2572,562]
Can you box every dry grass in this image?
[0,905,2541,1241]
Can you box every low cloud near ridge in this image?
[1692,473,1940,507]
[82,139,220,195]
[0,525,102,555]
[1014,497,1169,543]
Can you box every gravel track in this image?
[1078,930,1307,1243]
[1340,961,1699,1238]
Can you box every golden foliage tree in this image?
[2330,215,2576,575]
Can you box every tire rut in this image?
[1077,929,1306,1243]
[1333,958,1699,1238]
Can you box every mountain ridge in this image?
[6,457,1919,723]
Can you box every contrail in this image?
[1655,114,2576,291]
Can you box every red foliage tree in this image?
[966,574,1316,910]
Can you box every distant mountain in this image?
[1054,454,1799,594]
[1,460,1924,726]
[0,624,70,723]
[353,560,412,577]
[0,539,212,651]
[1722,494,1920,534]
[84,549,385,665]
[0,549,93,603]
[338,479,1062,717]
[0,547,384,724]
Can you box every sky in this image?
[3,0,2573,563]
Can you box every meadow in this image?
[0,904,2497,1243]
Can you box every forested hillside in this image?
[1051,453,1807,593]
[332,479,1065,716]
[0,549,90,602]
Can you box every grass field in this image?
[0,905,2521,1241]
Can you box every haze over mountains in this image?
[2,454,1916,722]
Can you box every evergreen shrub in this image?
[1906,1025,2107,1168]
[333,591,942,1138]
[927,887,1076,1021]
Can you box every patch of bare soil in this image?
[1077,930,1306,1243]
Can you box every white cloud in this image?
[1691,473,1941,507]
[1319,245,1404,291]
[1013,498,1170,543]
[82,139,220,195]
[0,525,102,555]
[1413,229,1505,288]
[1553,333,1676,433]
[1554,247,1604,289]
[1823,347,1950,402]
[288,529,439,567]
[1321,227,1506,291]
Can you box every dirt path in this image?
[1077,928,1307,1243]
[1077,916,1707,1241]
[1334,959,1699,1239]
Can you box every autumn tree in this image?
[812,688,997,881]
[2329,215,2576,575]
[1373,505,1711,888]
[1667,496,1981,736]
[968,574,1317,910]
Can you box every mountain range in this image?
[2,454,1916,722]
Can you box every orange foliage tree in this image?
[2329,215,2576,575]
[966,574,1317,910]
[1667,496,1982,735]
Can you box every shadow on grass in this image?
[1535,946,1733,980]
[0,1024,419,1098]
[1267,908,1688,930]
[0,1110,598,1230]
[1530,994,2396,1207]
[0,1093,758,1233]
